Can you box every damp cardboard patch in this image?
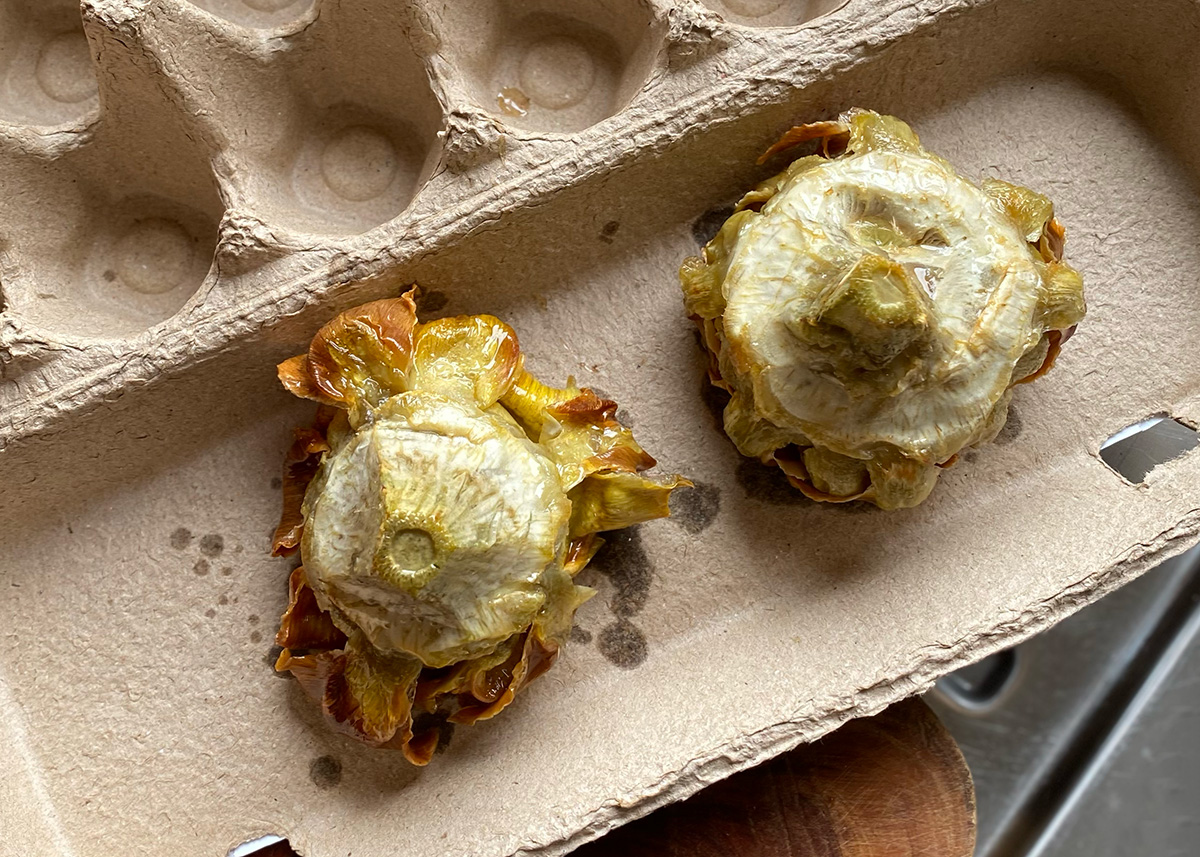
[4,0,1200,855]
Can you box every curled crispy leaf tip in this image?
[271,285,688,759]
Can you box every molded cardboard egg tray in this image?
[3,0,1200,855]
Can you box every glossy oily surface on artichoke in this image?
[681,110,1086,509]
[270,288,687,764]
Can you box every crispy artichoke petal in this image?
[410,315,522,407]
[983,177,1055,243]
[270,431,329,557]
[568,471,692,538]
[1038,263,1087,331]
[278,289,419,419]
[845,110,923,155]
[499,367,585,438]
[275,568,431,761]
[1014,328,1067,386]
[738,155,828,210]
[270,406,337,556]
[449,627,560,725]
[723,391,799,460]
[414,635,522,713]
[1040,217,1067,263]
[681,209,757,320]
[564,532,605,576]
[339,633,423,744]
[802,447,871,498]
[536,390,657,489]
[757,119,850,163]
[276,566,348,650]
[864,455,940,510]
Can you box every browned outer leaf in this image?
[277,354,330,404]
[277,290,419,407]
[449,630,559,725]
[274,568,562,761]
[270,408,335,557]
[757,120,851,164]
[573,697,975,857]
[547,390,618,422]
[275,567,347,651]
[1014,328,1066,386]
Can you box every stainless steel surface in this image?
[1030,600,1200,857]
[931,547,1200,856]
[1099,417,1200,484]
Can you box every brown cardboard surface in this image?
[3,0,1200,855]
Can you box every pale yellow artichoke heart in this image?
[725,149,1045,464]
[302,390,572,669]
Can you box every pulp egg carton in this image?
[3,0,1200,855]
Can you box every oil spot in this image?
[270,476,283,490]
[412,712,456,755]
[220,566,233,577]
[497,86,530,117]
[250,630,263,644]
[102,269,117,283]
[568,625,593,645]
[735,458,807,506]
[218,594,229,606]
[597,619,648,669]
[309,755,342,789]
[169,527,193,550]
[599,220,620,243]
[193,559,210,576]
[248,614,260,624]
[204,608,216,618]
[962,449,979,464]
[587,528,651,617]
[421,290,449,314]
[199,534,225,557]
[994,406,1023,445]
[691,204,736,247]
[670,481,721,534]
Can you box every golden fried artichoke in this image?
[681,110,1086,509]
[270,288,687,763]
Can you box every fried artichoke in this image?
[270,288,687,763]
[681,109,1086,509]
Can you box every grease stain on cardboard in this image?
[309,756,342,789]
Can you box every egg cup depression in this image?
[270,288,687,763]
